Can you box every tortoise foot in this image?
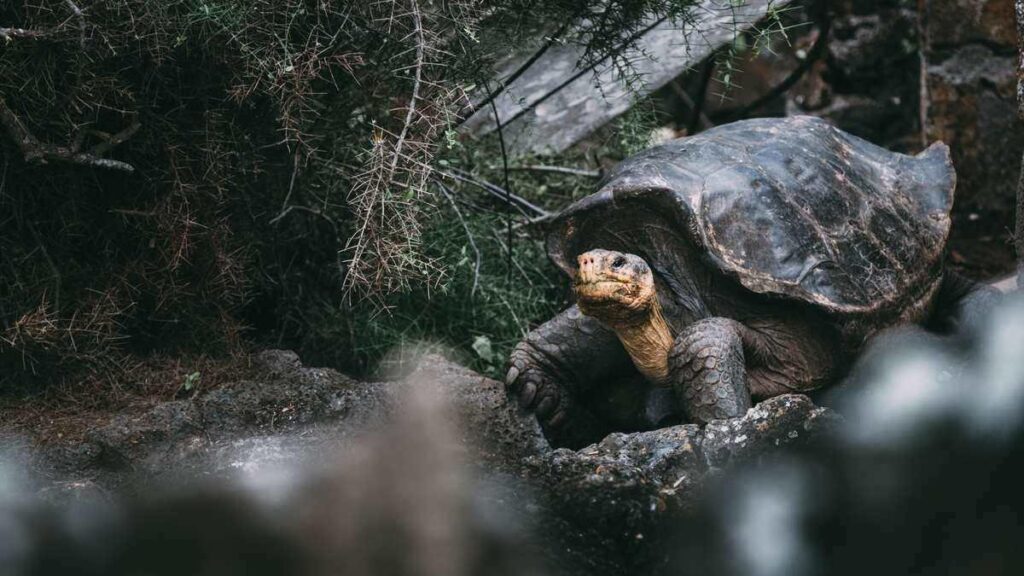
[506,345,608,448]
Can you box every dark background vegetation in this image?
[0,0,1019,405]
[0,0,708,394]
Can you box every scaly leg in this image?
[668,318,751,425]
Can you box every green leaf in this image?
[471,335,494,363]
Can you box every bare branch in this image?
[0,27,48,41]
[509,164,602,178]
[0,97,138,173]
[64,0,86,48]
[438,168,550,219]
[387,0,424,182]
[496,15,670,131]
[90,121,142,156]
[455,20,574,125]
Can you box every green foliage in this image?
[615,102,661,156]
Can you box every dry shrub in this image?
[0,0,745,391]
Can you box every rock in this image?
[925,45,1024,215]
[701,395,840,468]
[19,351,838,513]
[4,351,839,575]
[537,396,838,514]
[663,1,920,149]
[407,356,549,473]
[921,0,1024,240]
[923,0,1017,47]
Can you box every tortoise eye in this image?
[612,255,627,268]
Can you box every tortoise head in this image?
[574,249,657,326]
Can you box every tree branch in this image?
[496,15,671,131]
[64,0,86,48]
[509,164,602,178]
[713,7,831,123]
[456,20,574,126]
[0,27,48,41]
[0,97,138,172]
[438,168,550,219]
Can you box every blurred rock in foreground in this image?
[1,349,835,575]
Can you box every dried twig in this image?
[487,81,514,284]
[64,0,86,48]
[0,97,138,172]
[436,180,481,296]
[509,164,602,178]
[0,27,48,41]
[439,168,550,219]
[456,20,574,125]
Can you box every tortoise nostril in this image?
[612,256,626,269]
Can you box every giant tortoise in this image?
[506,116,995,448]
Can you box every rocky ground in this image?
[0,349,838,576]
[2,287,1024,575]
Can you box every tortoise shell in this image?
[547,116,955,316]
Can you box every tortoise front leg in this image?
[669,314,840,425]
[667,318,752,425]
[506,305,631,448]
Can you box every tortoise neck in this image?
[609,297,674,385]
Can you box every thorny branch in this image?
[715,6,831,123]
[2,0,86,45]
[388,1,424,190]
[342,0,455,303]
[0,97,139,172]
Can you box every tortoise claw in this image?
[535,394,557,418]
[504,365,521,389]
[518,380,538,409]
[546,409,567,428]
